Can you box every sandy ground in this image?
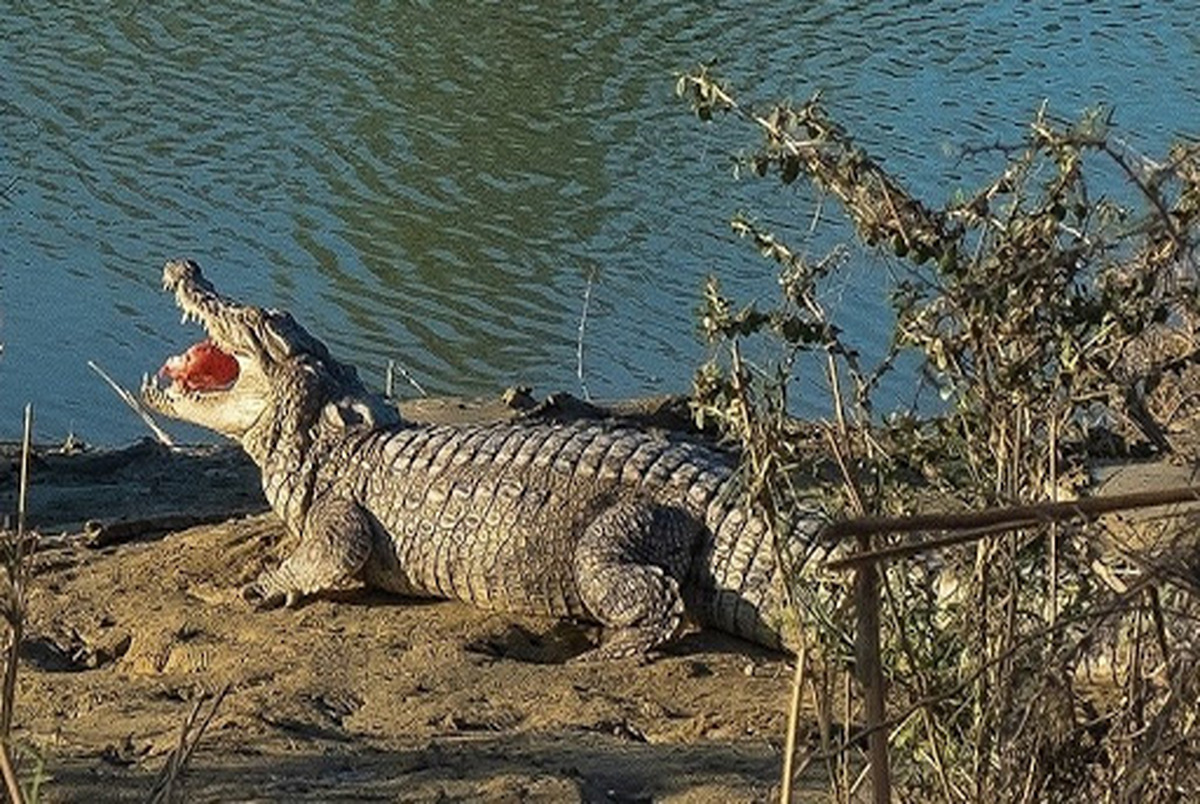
[1,398,824,803]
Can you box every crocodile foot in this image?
[242,573,303,609]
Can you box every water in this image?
[2,1,1198,445]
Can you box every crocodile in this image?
[141,259,824,658]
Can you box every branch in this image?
[823,484,1200,568]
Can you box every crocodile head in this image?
[142,259,396,445]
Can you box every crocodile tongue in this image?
[160,339,239,392]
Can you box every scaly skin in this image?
[142,260,822,657]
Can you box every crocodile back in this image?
[322,421,732,617]
[303,419,820,651]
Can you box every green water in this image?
[2,2,1198,443]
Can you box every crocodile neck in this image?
[238,358,401,529]
[242,383,328,530]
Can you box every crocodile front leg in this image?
[244,493,373,608]
[573,497,699,660]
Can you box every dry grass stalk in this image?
[147,684,230,804]
[576,268,596,403]
[385,357,427,399]
[778,639,807,804]
[2,405,37,804]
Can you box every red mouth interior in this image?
[160,339,239,392]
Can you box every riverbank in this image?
[5,389,1199,801]
[1,394,825,802]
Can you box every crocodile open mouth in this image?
[144,259,245,400]
[141,260,281,437]
[159,338,240,393]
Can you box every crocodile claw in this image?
[242,576,300,610]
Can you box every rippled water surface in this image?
[2,2,1198,443]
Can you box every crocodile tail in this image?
[691,499,826,653]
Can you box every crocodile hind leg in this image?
[243,494,373,608]
[573,497,699,660]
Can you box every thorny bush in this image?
[679,65,1200,801]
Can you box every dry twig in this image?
[147,684,230,804]
[88,361,174,446]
